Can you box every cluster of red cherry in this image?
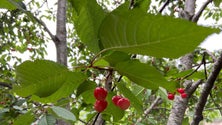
[167,88,187,100]
[93,87,130,112]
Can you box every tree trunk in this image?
[167,0,196,124]
[55,0,67,66]
[55,0,69,125]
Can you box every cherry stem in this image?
[92,113,100,125]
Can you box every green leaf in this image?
[81,88,96,104]
[99,8,219,58]
[115,60,176,91]
[0,0,22,10]
[13,60,86,103]
[134,0,151,12]
[69,0,106,53]
[13,112,35,125]
[103,51,131,66]
[7,0,26,10]
[76,81,97,104]
[51,106,76,121]
[117,81,143,113]
[157,87,168,102]
[93,59,110,67]
[38,114,56,125]
[76,81,96,97]
[214,0,221,7]
[168,69,205,80]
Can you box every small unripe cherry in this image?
[117,98,130,110]
[94,87,108,101]
[112,95,122,106]
[94,100,108,112]
[177,88,185,94]
[181,93,187,98]
[167,93,175,100]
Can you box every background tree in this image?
[0,0,221,125]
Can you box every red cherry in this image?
[181,93,187,98]
[94,100,108,112]
[0,101,5,105]
[112,95,122,106]
[94,87,108,100]
[117,98,130,110]
[167,93,175,100]
[177,88,185,94]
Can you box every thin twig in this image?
[209,93,222,115]
[205,50,217,62]
[192,0,213,22]
[203,52,208,79]
[31,15,57,42]
[0,82,12,89]
[129,0,135,9]
[90,49,107,67]
[8,0,58,43]
[136,97,161,123]
[182,53,206,80]
[159,0,170,13]
[92,113,100,125]
[78,119,87,124]
[111,75,123,91]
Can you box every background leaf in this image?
[0,0,23,10]
[13,112,35,125]
[99,7,219,58]
[213,0,221,7]
[38,114,56,125]
[103,51,131,66]
[51,106,76,122]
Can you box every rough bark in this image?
[167,0,196,124]
[55,0,67,66]
[167,54,193,125]
[55,0,69,125]
[191,52,222,125]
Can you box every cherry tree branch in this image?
[31,15,57,42]
[191,52,222,125]
[186,80,203,98]
[136,96,161,123]
[0,82,12,89]
[182,53,206,80]
[8,0,58,43]
[192,0,213,22]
